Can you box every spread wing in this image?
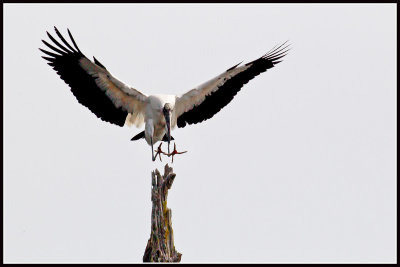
[40,27,148,127]
[174,42,289,128]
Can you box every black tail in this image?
[130,131,174,142]
[162,135,174,142]
[131,131,145,141]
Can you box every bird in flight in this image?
[40,27,289,162]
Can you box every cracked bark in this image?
[143,164,182,262]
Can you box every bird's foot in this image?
[153,143,167,162]
[164,143,187,163]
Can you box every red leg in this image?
[165,143,187,163]
[154,143,164,162]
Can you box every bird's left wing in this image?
[40,27,148,127]
[174,43,289,128]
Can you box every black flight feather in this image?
[40,27,128,126]
[177,42,289,128]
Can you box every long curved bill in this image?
[164,112,171,154]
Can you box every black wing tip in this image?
[66,27,82,54]
[53,26,65,37]
[46,30,53,38]
[54,26,79,53]
[41,27,83,57]
[244,41,291,67]
[41,39,66,55]
[45,29,74,54]
[41,55,54,62]
[264,41,291,64]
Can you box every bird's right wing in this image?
[40,27,148,127]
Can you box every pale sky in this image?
[3,4,396,263]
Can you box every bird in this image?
[40,27,289,162]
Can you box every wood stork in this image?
[40,27,289,162]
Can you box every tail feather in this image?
[130,131,174,142]
[131,131,145,141]
[162,135,175,142]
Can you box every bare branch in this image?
[143,164,182,262]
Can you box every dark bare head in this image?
[163,103,172,113]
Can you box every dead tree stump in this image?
[143,164,182,262]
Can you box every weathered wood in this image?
[143,164,182,262]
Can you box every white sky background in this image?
[3,4,396,263]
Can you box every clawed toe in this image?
[164,143,187,163]
[154,143,166,161]
[152,143,187,163]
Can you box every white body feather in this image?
[40,27,288,150]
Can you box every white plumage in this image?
[40,27,289,161]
